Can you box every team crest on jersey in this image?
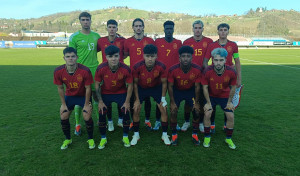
[176,76,181,79]
[210,77,214,81]
[105,44,108,47]
[116,42,120,48]
[141,73,145,76]
[131,43,135,47]
[190,73,195,80]
[161,45,165,48]
[224,76,230,82]
[104,75,109,78]
[63,77,67,81]
[118,73,124,80]
[77,74,83,82]
[153,70,159,77]
[203,42,207,48]
[191,44,194,48]
[173,43,178,49]
[227,46,232,53]
[143,41,148,46]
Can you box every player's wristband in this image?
[233,53,239,59]
[161,97,167,107]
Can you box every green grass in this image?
[0,48,299,175]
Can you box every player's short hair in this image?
[63,47,77,56]
[132,18,144,27]
[179,46,194,55]
[192,20,204,28]
[79,12,91,20]
[105,45,120,56]
[143,44,157,54]
[163,21,175,28]
[107,19,118,27]
[211,48,228,58]
[217,23,230,30]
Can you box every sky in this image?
[1,0,299,19]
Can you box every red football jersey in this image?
[168,63,202,90]
[53,64,94,96]
[133,60,167,88]
[183,36,213,67]
[155,38,182,69]
[97,36,125,63]
[202,65,237,98]
[95,62,133,94]
[204,40,239,66]
[124,36,155,69]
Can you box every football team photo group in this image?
[54,11,243,151]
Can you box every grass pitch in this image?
[0,48,299,175]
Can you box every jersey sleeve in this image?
[97,38,102,52]
[84,69,94,86]
[94,67,103,82]
[167,70,174,83]
[195,71,202,83]
[126,69,133,84]
[53,70,62,85]
[204,44,212,60]
[201,72,209,85]
[132,66,139,79]
[230,71,237,86]
[68,35,77,49]
[124,40,129,53]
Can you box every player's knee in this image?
[226,113,234,121]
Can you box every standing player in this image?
[97,19,125,130]
[203,23,242,132]
[182,20,213,133]
[94,45,133,149]
[155,21,182,131]
[69,12,100,136]
[168,46,202,145]
[131,44,171,146]
[53,47,95,150]
[124,18,155,130]
[202,48,237,149]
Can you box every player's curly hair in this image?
[132,18,144,27]
[179,45,194,55]
[163,21,175,28]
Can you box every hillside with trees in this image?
[0,7,299,40]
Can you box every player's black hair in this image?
[107,19,118,27]
[163,21,175,28]
[63,47,77,56]
[79,12,91,20]
[217,23,230,30]
[143,44,157,54]
[105,45,120,56]
[179,45,194,55]
[132,18,144,27]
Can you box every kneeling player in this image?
[131,44,171,146]
[202,48,237,149]
[53,47,95,150]
[168,46,202,145]
[95,45,133,149]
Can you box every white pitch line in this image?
[240,58,300,70]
